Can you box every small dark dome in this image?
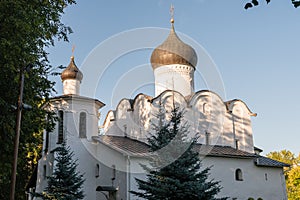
[61,56,83,82]
[151,23,197,70]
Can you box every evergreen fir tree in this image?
[131,107,227,200]
[35,141,85,200]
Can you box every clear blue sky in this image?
[47,0,300,155]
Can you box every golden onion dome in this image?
[151,21,197,70]
[61,56,83,82]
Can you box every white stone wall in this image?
[128,157,149,200]
[154,64,194,97]
[202,156,287,200]
[104,90,255,153]
[36,96,104,199]
[228,100,255,153]
[127,155,287,200]
[35,153,54,193]
[46,96,101,145]
[62,79,81,95]
[93,142,129,200]
[125,153,286,200]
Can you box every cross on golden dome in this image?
[170,4,174,24]
[71,45,76,57]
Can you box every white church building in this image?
[28,17,289,200]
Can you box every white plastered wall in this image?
[201,156,287,200]
[62,79,81,95]
[154,64,194,97]
[36,96,103,199]
[104,90,255,153]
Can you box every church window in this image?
[45,130,49,153]
[205,131,210,145]
[43,165,47,179]
[45,114,50,153]
[112,165,116,181]
[123,125,127,137]
[203,103,210,115]
[57,110,64,144]
[203,103,206,113]
[235,139,239,150]
[265,173,268,181]
[79,112,87,138]
[95,164,100,178]
[235,169,243,181]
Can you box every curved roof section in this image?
[255,156,290,168]
[225,99,257,116]
[115,93,153,112]
[93,135,257,159]
[150,23,197,70]
[151,90,189,105]
[49,94,105,108]
[102,89,256,126]
[189,90,225,106]
[61,56,83,82]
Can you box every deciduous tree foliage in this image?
[131,107,227,200]
[245,0,300,9]
[0,0,75,199]
[286,166,300,200]
[267,150,300,200]
[267,150,299,167]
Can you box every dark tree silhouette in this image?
[245,0,300,9]
[34,142,85,200]
[0,1,75,199]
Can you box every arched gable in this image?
[226,99,257,117]
[115,99,132,120]
[132,94,152,127]
[226,100,255,153]
[152,90,188,110]
[190,90,225,107]
[102,90,256,153]
[103,110,116,132]
[188,90,227,145]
